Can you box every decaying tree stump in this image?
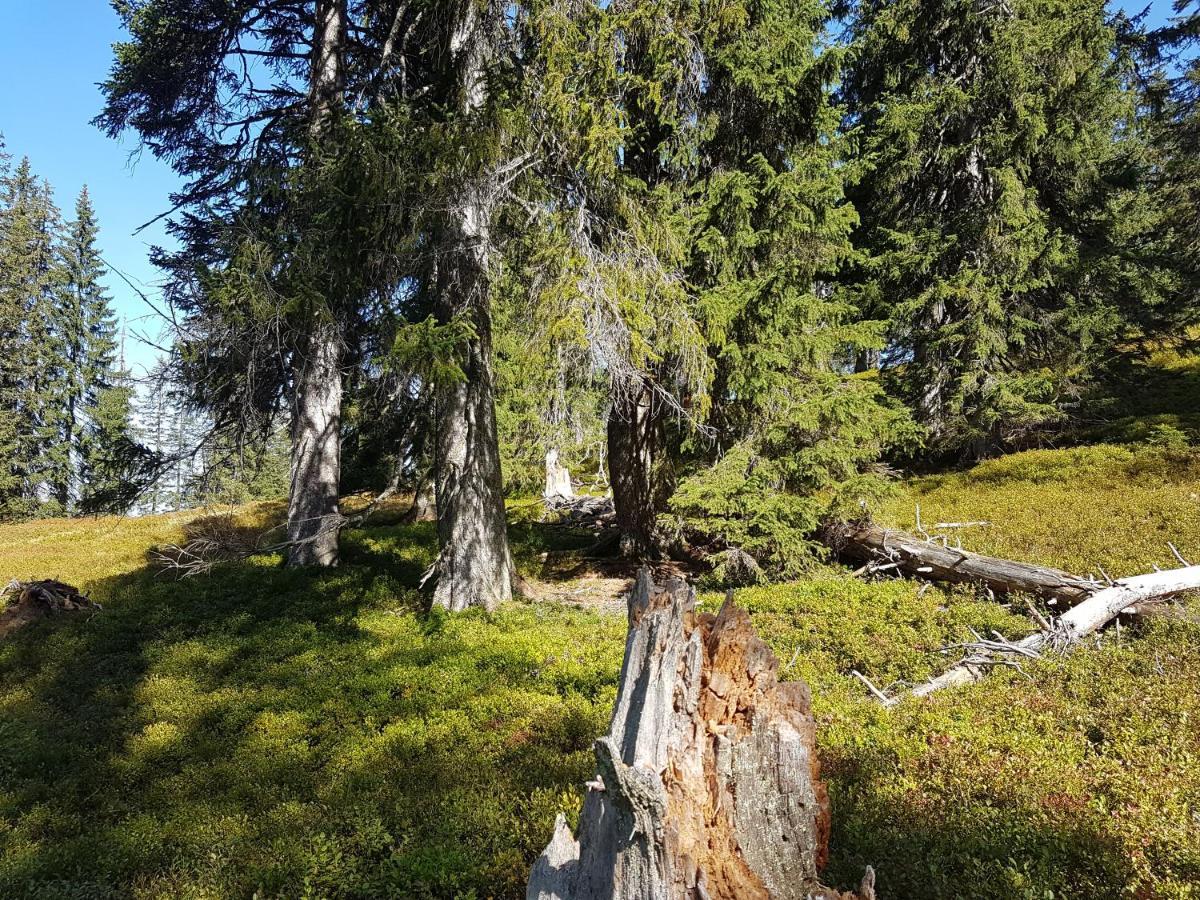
[528,570,874,900]
[545,449,575,502]
[0,580,98,638]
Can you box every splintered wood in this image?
[527,569,874,900]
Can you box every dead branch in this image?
[899,564,1200,703]
[0,580,100,638]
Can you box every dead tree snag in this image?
[527,570,874,900]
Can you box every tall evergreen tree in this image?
[98,0,411,565]
[0,156,66,518]
[1144,0,1200,333]
[56,186,120,510]
[521,0,910,568]
[842,0,1140,457]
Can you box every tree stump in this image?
[0,580,98,639]
[545,448,575,502]
[528,570,874,900]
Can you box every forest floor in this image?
[1,356,1199,899]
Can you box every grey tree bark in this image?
[286,0,347,568]
[429,0,513,610]
[606,381,665,558]
[287,320,344,566]
[528,570,876,900]
[826,521,1098,605]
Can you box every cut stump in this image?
[528,569,874,900]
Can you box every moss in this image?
[0,443,1198,897]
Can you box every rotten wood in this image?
[527,570,874,900]
[0,580,99,638]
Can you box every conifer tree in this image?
[100,0,361,562]
[78,362,143,514]
[56,186,120,510]
[0,156,66,518]
[842,0,1140,457]
[1145,0,1200,332]
[523,0,910,569]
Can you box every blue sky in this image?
[0,0,1184,375]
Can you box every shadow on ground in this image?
[0,518,1191,897]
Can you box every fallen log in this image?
[903,564,1200,702]
[527,569,874,900]
[826,521,1097,605]
[0,580,98,638]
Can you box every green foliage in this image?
[1,439,1199,896]
[842,0,1161,457]
[671,375,916,575]
[389,315,479,387]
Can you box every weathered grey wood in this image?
[545,448,574,501]
[828,522,1096,604]
[528,570,873,900]
[905,564,1200,701]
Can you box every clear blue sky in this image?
[0,0,1183,376]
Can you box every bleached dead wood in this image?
[827,522,1097,604]
[527,570,874,900]
[545,448,575,501]
[902,564,1200,702]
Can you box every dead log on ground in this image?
[527,569,875,900]
[0,580,99,638]
[903,564,1200,702]
[826,521,1097,605]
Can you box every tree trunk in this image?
[853,348,879,374]
[826,521,1097,605]
[607,382,664,558]
[287,321,343,567]
[528,570,875,900]
[915,298,949,441]
[904,564,1200,702]
[431,293,512,610]
[285,0,346,568]
[428,0,513,611]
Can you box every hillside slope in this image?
[0,444,1197,898]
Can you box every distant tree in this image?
[56,186,121,510]
[78,363,147,515]
[0,155,67,518]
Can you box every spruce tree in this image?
[522,0,912,571]
[57,186,119,511]
[1145,0,1200,333]
[0,157,66,518]
[842,0,1139,457]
